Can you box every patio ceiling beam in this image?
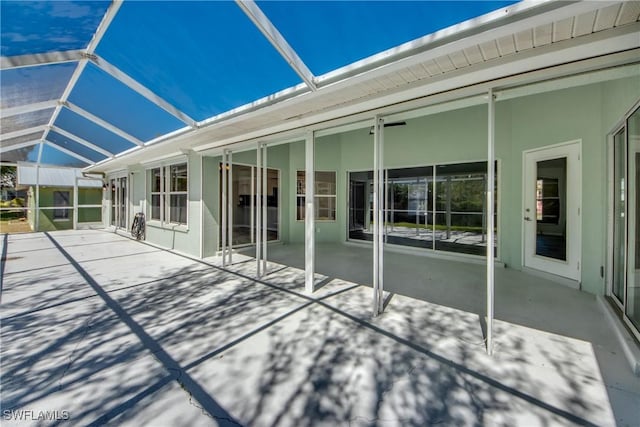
[45,141,95,165]
[235,0,317,91]
[0,125,47,142]
[63,101,144,147]
[90,55,197,128]
[0,139,42,154]
[50,125,114,158]
[0,49,84,70]
[42,0,123,146]
[1,100,58,118]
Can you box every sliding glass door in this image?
[626,107,640,332]
[348,160,496,256]
[610,103,640,340]
[220,163,279,248]
[110,176,128,230]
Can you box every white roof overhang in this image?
[85,1,640,173]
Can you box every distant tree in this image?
[0,165,17,189]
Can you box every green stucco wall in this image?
[134,151,203,257]
[282,76,639,295]
[31,186,102,231]
[132,74,639,297]
[202,144,292,257]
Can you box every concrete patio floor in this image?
[1,230,639,426]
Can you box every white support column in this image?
[486,88,496,355]
[35,143,44,232]
[35,164,41,232]
[373,116,385,316]
[305,131,315,293]
[228,151,234,265]
[73,176,79,230]
[256,143,262,277]
[373,121,379,316]
[262,143,268,274]
[221,152,227,267]
[250,165,255,244]
[378,118,385,314]
[432,167,436,246]
[384,169,389,243]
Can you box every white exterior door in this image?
[523,141,581,281]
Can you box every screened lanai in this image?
[3,0,640,338]
[2,1,640,425]
[1,0,520,167]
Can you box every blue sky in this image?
[1,0,519,166]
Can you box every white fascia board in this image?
[63,102,144,146]
[316,0,620,86]
[196,82,309,128]
[1,125,47,141]
[0,139,42,154]
[497,63,640,101]
[50,125,114,158]
[0,50,84,70]
[314,120,374,138]
[91,55,197,128]
[139,153,188,169]
[83,25,639,172]
[384,95,488,123]
[235,0,316,91]
[45,141,94,165]
[193,31,640,152]
[1,100,58,118]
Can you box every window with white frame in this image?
[147,162,188,225]
[53,191,70,220]
[296,171,337,221]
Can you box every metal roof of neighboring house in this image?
[1,1,639,172]
[16,162,102,188]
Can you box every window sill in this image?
[146,220,189,233]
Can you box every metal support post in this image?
[35,164,40,231]
[256,143,262,276]
[378,118,385,314]
[250,165,255,244]
[228,151,233,265]
[73,176,79,230]
[486,88,496,355]
[305,131,315,293]
[221,151,228,267]
[262,143,268,274]
[373,116,385,316]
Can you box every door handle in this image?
[524,216,532,221]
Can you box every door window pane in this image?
[435,162,495,256]
[119,177,127,228]
[169,194,187,224]
[348,162,495,256]
[296,171,336,221]
[220,163,279,247]
[535,158,567,261]
[53,191,70,220]
[170,163,188,192]
[110,179,116,226]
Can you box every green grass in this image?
[0,198,25,208]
